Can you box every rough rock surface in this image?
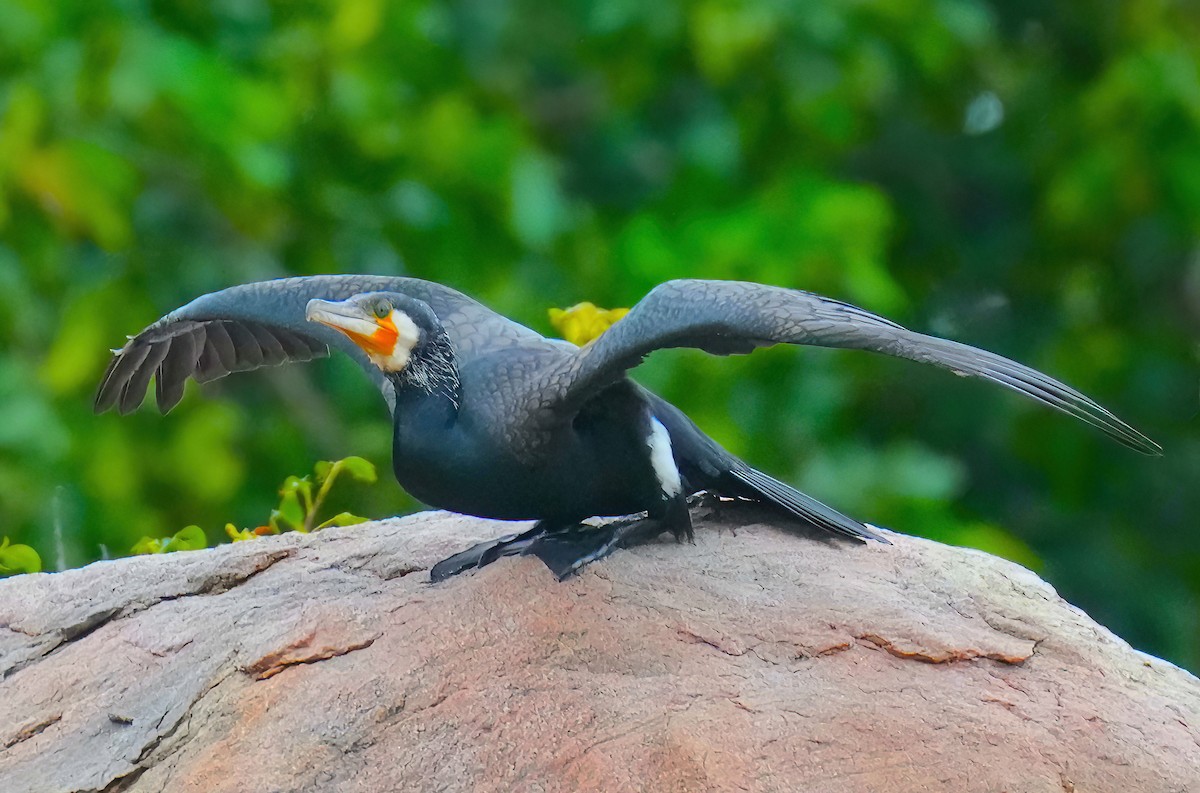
[1,506,1197,793]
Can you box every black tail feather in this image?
[727,466,890,544]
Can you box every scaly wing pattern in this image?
[526,279,1160,455]
[95,275,542,414]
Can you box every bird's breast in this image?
[388,385,672,522]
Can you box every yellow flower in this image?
[548,302,630,346]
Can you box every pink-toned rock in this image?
[1,507,1197,792]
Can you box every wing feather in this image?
[155,326,202,413]
[204,322,239,373]
[120,341,169,413]
[224,322,263,369]
[95,275,537,415]
[250,324,289,367]
[532,279,1159,455]
[95,342,151,414]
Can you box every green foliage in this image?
[264,457,377,536]
[1,0,1196,669]
[0,537,42,576]
[131,525,207,556]
[136,456,374,551]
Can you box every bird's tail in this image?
[725,466,890,544]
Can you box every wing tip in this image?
[858,523,893,544]
[1125,432,1164,457]
[93,353,126,415]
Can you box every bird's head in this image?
[305,292,443,375]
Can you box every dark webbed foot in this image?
[429,522,551,582]
[526,518,667,580]
[429,514,678,583]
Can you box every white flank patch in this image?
[647,417,682,497]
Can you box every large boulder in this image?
[1,507,1197,792]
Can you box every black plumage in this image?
[95,276,1160,579]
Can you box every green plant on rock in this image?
[0,537,42,576]
[131,525,207,555]
[130,456,379,552]
[227,456,377,542]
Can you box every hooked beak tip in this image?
[304,299,327,323]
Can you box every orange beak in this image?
[305,299,399,356]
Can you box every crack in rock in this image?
[245,632,381,680]
[856,633,1032,665]
[676,627,746,656]
[2,712,62,749]
[84,765,147,793]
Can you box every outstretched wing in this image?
[531,279,1160,455]
[95,275,542,414]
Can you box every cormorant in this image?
[95,276,1160,580]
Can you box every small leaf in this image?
[226,523,256,542]
[131,536,164,555]
[281,475,313,502]
[0,540,42,575]
[166,525,207,552]
[315,512,370,530]
[314,460,334,483]
[275,490,306,532]
[338,456,377,483]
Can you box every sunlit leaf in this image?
[131,536,164,555]
[164,525,207,552]
[0,538,41,575]
[132,525,207,554]
[316,512,370,530]
[273,490,306,532]
[337,456,377,483]
[225,523,257,542]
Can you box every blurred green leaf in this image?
[927,522,1044,574]
[510,150,569,250]
[316,512,370,530]
[131,525,207,555]
[0,537,42,575]
[16,140,138,249]
[225,523,257,543]
[164,525,207,552]
[272,489,307,533]
[337,456,377,483]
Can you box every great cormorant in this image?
[95,276,1160,579]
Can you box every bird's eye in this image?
[374,303,390,319]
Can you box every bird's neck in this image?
[387,329,461,416]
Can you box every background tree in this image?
[0,0,1196,668]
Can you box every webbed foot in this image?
[526,519,666,580]
[429,523,549,582]
[429,514,674,582]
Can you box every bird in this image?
[95,276,1161,580]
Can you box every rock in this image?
[1,507,1197,793]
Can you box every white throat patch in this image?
[647,417,683,497]
[370,309,422,372]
